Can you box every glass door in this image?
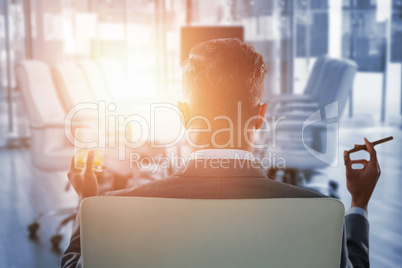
[0,0,28,147]
[292,0,401,125]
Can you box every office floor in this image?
[0,125,401,268]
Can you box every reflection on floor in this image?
[0,149,77,268]
[0,126,401,268]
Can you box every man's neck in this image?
[190,145,253,153]
[187,133,255,153]
[185,126,256,153]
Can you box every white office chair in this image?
[80,196,345,268]
[16,60,73,170]
[52,62,98,123]
[266,55,330,114]
[255,57,357,194]
[78,59,134,116]
[96,59,129,101]
[16,60,78,248]
[267,58,357,161]
[77,60,113,103]
[269,57,357,120]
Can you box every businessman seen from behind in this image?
[62,38,381,268]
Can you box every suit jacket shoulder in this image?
[105,159,325,199]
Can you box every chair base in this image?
[27,207,77,252]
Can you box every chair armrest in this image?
[266,94,312,103]
[31,123,65,129]
[30,120,94,130]
[274,119,327,131]
[269,110,329,122]
[275,102,319,113]
[265,94,313,112]
[272,113,313,121]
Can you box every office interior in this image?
[0,0,401,267]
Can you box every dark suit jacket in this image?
[61,159,369,267]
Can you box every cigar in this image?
[348,136,393,153]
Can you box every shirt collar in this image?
[189,149,255,160]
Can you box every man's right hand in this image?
[67,151,100,200]
[344,137,381,211]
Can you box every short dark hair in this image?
[182,38,267,108]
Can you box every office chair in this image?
[266,55,330,114]
[80,196,345,268]
[269,57,356,119]
[77,60,113,103]
[52,62,99,124]
[255,57,357,196]
[16,60,78,249]
[78,59,135,117]
[96,59,130,102]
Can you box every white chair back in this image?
[16,60,66,127]
[314,58,357,108]
[303,55,330,97]
[96,59,127,100]
[81,197,344,268]
[333,59,357,115]
[52,62,96,111]
[16,60,73,170]
[259,58,357,170]
[77,60,112,102]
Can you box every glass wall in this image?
[125,0,185,98]
[22,0,402,121]
[189,0,287,98]
[0,0,28,146]
[0,0,401,146]
[293,0,401,124]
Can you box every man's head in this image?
[178,38,267,151]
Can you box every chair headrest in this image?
[16,60,66,127]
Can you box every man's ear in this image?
[255,103,267,130]
[177,101,188,130]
